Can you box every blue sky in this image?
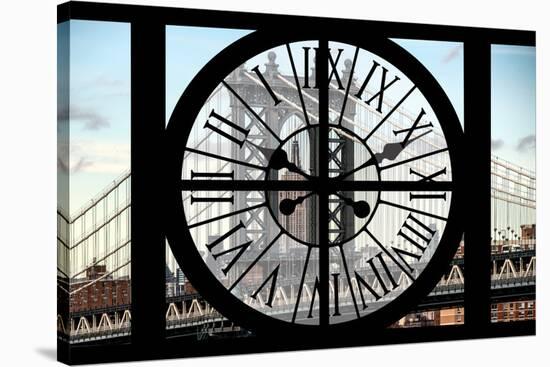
[491,45,536,170]
[60,21,536,213]
[393,38,464,125]
[61,21,249,212]
[166,26,252,123]
[59,20,131,213]
[393,40,536,170]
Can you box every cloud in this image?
[442,45,463,64]
[491,139,504,150]
[58,141,112,175]
[517,135,535,152]
[92,75,126,88]
[69,140,130,175]
[57,142,70,174]
[71,106,110,130]
[58,156,69,174]
[72,75,130,99]
[71,157,94,173]
[89,76,130,98]
[57,104,110,130]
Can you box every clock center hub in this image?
[265,125,380,246]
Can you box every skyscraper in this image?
[279,139,308,252]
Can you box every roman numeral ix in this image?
[190,170,235,204]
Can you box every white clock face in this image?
[169,34,462,329]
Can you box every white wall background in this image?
[0,0,547,366]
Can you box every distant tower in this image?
[279,140,308,252]
[291,139,301,169]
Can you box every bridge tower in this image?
[224,50,358,282]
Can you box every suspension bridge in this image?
[57,50,535,343]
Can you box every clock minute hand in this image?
[336,156,377,180]
[247,141,311,178]
[338,130,431,180]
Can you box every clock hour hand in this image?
[247,141,311,178]
[280,192,314,216]
[333,192,371,218]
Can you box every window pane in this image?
[490,45,536,323]
[57,20,131,343]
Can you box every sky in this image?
[59,21,536,215]
[60,21,249,212]
[59,20,131,214]
[491,45,536,170]
[166,26,253,124]
[393,38,464,125]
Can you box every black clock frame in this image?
[57,1,536,365]
[166,29,465,335]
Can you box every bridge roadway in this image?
[67,248,535,319]
[57,59,537,343]
[64,271,535,344]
